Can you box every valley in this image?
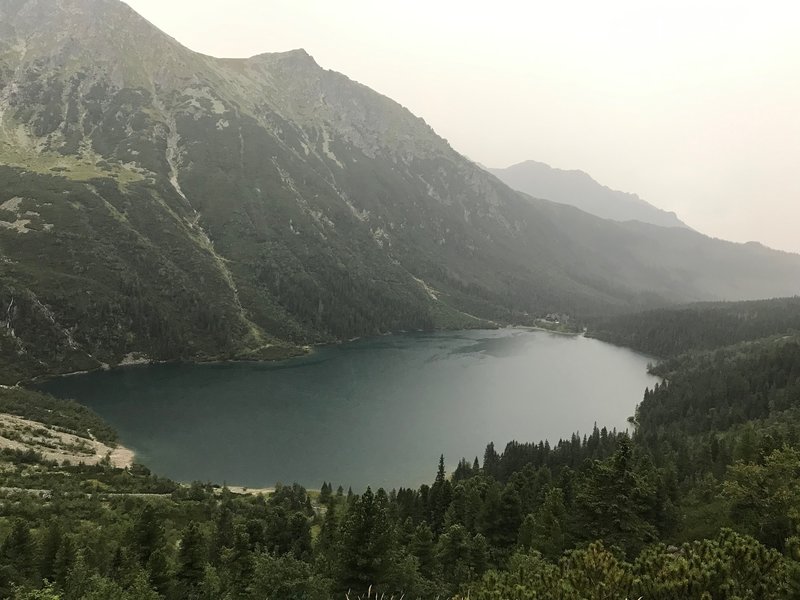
[0,0,799,598]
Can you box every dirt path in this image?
[222,485,275,496]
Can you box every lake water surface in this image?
[38,329,659,490]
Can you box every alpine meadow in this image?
[1,1,800,598]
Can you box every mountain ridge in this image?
[1,0,799,384]
[489,159,689,229]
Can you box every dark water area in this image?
[38,328,659,490]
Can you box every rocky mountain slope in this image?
[489,160,688,228]
[1,0,799,383]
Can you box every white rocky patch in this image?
[180,86,227,115]
[120,352,151,366]
[0,197,54,233]
[0,219,32,233]
[411,276,439,301]
[341,195,369,222]
[274,163,297,191]
[308,209,334,234]
[211,98,227,115]
[320,127,343,168]
[371,227,390,248]
[419,176,444,203]
[0,197,23,212]
[119,161,148,177]
[160,112,188,203]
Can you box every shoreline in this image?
[21,324,595,389]
[522,324,585,337]
[20,323,517,388]
[20,347,309,388]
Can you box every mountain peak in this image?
[249,48,317,64]
[244,48,322,76]
[0,0,194,89]
[489,160,689,229]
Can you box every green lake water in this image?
[37,328,659,490]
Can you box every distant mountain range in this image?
[489,160,688,228]
[1,0,799,383]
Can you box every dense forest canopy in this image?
[588,296,800,358]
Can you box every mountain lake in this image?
[37,328,660,490]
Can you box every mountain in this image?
[489,160,688,228]
[1,0,800,383]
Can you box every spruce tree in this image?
[220,524,252,596]
[315,504,340,575]
[38,521,62,584]
[336,487,394,594]
[483,442,501,479]
[573,437,659,556]
[209,503,234,565]
[320,482,332,505]
[1,519,35,586]
[125,570,162,600]
[146,547,172,597]
[63,551,91,600]
[430,455,453,534]
[409,523,435,578]
[53,536,76,590]
[132,504,164,565]
[495,485,523,549]
[177,522,207,598]
[529,486,568,559]
[435,524,473,588]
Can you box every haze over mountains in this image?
[489,160,689,229]
[0,0,799,383]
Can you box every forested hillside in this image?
[589,296,800,357]
[3,326,800,598]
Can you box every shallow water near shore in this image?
[37,328,659,490]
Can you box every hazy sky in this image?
[123,0,800,253]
